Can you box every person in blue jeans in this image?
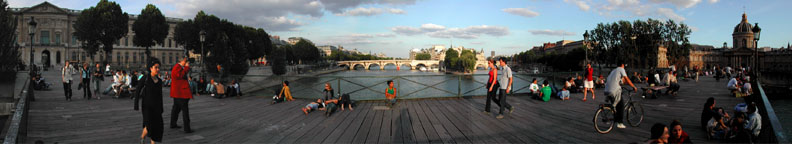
[385,80,397,108]
[496,57,514,119]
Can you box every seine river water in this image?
[269,65,556,100]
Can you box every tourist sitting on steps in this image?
[558,86,570,101]
[726,76,741,96]
[279,81,294,101]
[211,82,226,98]
[539,80,552,102]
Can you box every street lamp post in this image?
[752,23,761,79]
[28,17,37,75]
[583,30,589,66]
[200,30,206,78]
[28,17,37,102]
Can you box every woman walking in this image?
[134,59,164,144]
[483,59,499,114]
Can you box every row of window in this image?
[66,51,181,65]
[23,31,176,48]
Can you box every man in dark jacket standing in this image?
[170,57,193,133]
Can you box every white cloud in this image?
[320,0,417,13]
[528,29,576,36]
[420,23,446,32]
[502,8,540,18]
[708,0,719,4]
[470,41,486,45]
[335,7,406,16]
[564,0,591,11]
[657,7,685,21]
[376,33,396,37]
[649,0,702,9]
[392,24,509,39]
[153,0,323,31]
[391,26,423,35]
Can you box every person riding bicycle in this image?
[604,62,637,129]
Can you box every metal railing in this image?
[3,75,32,144]
[244,74,553,101]
[755,82,788,143]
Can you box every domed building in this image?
[720,12,763,69]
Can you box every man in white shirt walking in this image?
[61,61,74,101]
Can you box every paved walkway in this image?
[26,69,744,143]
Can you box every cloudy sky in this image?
[8,0,792,58]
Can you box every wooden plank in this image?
[335,103,372,143]
[420,100,470,144]
[352,103,378,143]
[365,103,384,143]
[378,103,394,143]
[322,103,365,143]
[416,100,456,144]
[412,100,442,143]
[405,100,429,143]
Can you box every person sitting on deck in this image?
[595,75,606,88]
[226,80,240,97]
[702,97,731,140]
[339,93,353,111]
[565,77,576,92]
[727,76,741,94]
[742,81,752,96]
[539,80,552,102]
[385,80,397,107]
[211,82,226,98]
[745,103,762,140]
[574,75,584,92]
[275,81,294,102]
[528,78,539,97]
[647,123,670,144]
[558,86,570,101]
[668,120,692,144]
[205,79,217,94]
[632,72,644,83]
[665,71,679,96]
[322,83,335,100]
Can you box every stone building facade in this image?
[11,2,185,70]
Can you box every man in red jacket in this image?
[170,57,194,133]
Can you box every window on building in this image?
[132,52,137,64]
[56,51,61,64]
[40,30,50,45]
[72,34,77,45]
[140,52,144,64]
[116,39,120,46]
[71,52,76,60]
[168,39,172,48]
[124,37,128,46]
[125,52,129,64]
[55,33,61,45]
[117,52,121,65]
[81,52,86,61]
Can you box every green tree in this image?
[444,48,459,70]
[132,4,169,59]
[271,47,288,75]
[588,19,691,68]
[459,50,477,72]
[415,53,431,60]
[74,0,129,64]
[0,0,19,73]
[293,39,320,63]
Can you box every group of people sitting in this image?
[726,75,753,97]
[189,76,242,98]
[102,70,140,98]
[700,97,762,142]
[298,83,354,117]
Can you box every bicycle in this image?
[593,87,645,134]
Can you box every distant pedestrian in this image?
[134,58,164,144]
[93,63,104,98]
[79,62,92,100]
[583,63,595,101]
[61,61,74,101]
[169,57,193,133]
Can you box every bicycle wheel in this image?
[593,107,615,134]
[627,102,644,127]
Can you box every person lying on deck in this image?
[302,99,326,115]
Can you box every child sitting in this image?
[558,86,570,101]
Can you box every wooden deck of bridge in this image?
[26,70,745,143]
